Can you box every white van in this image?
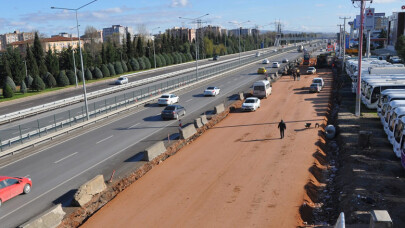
[252,80,272,98]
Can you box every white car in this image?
[115,76,128,85]
[204,86,220,96]
[307,67,316,74]
[241,97,261,111]
[272,62,280,68]
[312,77,324,87]
[158,94,179,105]
[262,59,270,64]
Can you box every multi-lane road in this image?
[0,45,318,227]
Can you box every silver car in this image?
[309,83,321,93]
[241,97,261,111]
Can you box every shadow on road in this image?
[241,138,280,142]
[124,152,145,163]
[53,189,77,207]
[212,118,324,129]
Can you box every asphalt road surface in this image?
[0,46,279,116]
[83,62,333,227]
[0,47,309,227]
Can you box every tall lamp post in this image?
[179,14,209,81]
[229,20,250,65]
[70,26,79,88]
[51,0,98,121]
[150,26,160,69]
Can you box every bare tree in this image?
[136,24,148,38]
[84,26,101,58]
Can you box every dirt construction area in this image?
[78,67,332,228]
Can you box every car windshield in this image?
[161,95,170,98]
[207,87,215,90]
[164,106,176,110]
[245,99,256,103]
[308,67,315,70]
[311,83,319,87]
[314,79,321,83]
[118,77,124,80]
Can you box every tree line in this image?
[0,28,315,99]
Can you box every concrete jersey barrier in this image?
[143,141,166,161]
[73,175,107,207]
[214,103,225,114]
[180,124,197,140]
[200,115,208,125]
[18,204,65,228]
[194,117,203,128]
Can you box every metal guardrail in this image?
[0,47,276,125]
[0,43,319,155]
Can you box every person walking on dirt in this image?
[297,71,301,81]
[278,120,286,139]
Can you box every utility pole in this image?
[352,0,373,117]
[340,16,351,72]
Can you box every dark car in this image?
[213,55,219,61]
[161,105,186,120]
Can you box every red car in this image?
[0,176,32,207]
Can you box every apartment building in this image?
[0,30,34,51]
[165,27,196,42]
[102,25,133,44]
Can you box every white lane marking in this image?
[20,103,33,107]
[96,135,114,144]
[127,123,140,129]
[0,119,176,221]
[185,98,193,103]
[54,152,78,164]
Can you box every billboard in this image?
[345,35,350,49]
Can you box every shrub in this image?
[3,84,14,98]
[186,53,193,61]
[66,70,77,85]
[101,64,110,77]
[108,63,116,76]
[180,53,187,63]
[114,61,124,74]
[76,70,83,82]
[127,62,133,71]
[143,56,151,69]
[26,75,34,88]
[121,61,128,72]
[20,81,27,94]
[5,76,16,92]
[163,53,171,65]
[93,67,103,79]
[85,69,93,80]
[57,71,69,87]
[130,58,140,71]
[45,72,57,88]
[159,54,166,66]
[31,76,45,91]
[168,53,174,65]
[137,57,146,70]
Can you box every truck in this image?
[303,52,310,65]
[297,45,304,52]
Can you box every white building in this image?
[102,25,134,44]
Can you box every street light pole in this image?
[151,26,160,69]
[51,0,98,121]
[229,20,250,65]
[70,26,79,88]
[340,16,351,72]
[180,14,209,82]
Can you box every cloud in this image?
[171,0,189,7]
[373,0,399,3]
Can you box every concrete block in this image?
[370,210,393,228]
[238,92,244,101]
[200,115,208,125]
[19,204,65,228]
[194,118,203,128]
[73,175,107,207]
[180,124,197,140]
[143,141,166,161]
[214,103,225,114]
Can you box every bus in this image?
[378,90,405,114]
[362,80,405,109]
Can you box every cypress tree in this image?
[31,76,45,91]
[66,70,77,85]
[57,71,69,87]
[121,61,128,72]
[108,63,116,76]
[101,64,110,77]
[45,72,57,88]
[20,81,27,94]
[85,69,93,80]
[3,84,14,98]
[5,76,16,91]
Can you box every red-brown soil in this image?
[81,69,332,228]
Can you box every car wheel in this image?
[0,199,2,207]
[23,184,31,194]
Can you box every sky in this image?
[0,0,404,36]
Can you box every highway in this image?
[0,48,310,227]
[0,46,279,116]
